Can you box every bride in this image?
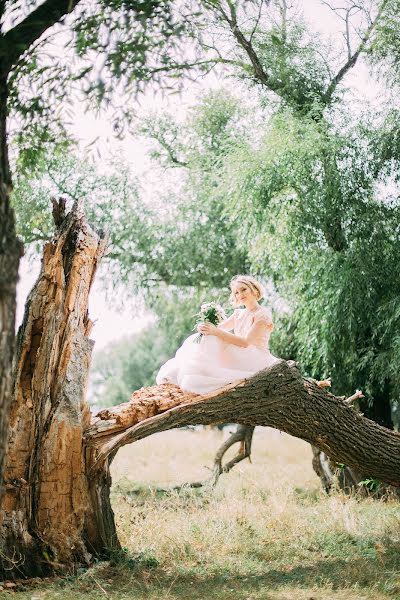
[156,275,278,395]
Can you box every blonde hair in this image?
[229,275,265,307]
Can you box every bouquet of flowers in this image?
[193,302,226,344]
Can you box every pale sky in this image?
[16,0,386,352]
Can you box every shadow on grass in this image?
[98,545,400,599]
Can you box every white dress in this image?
[156,306,278,394]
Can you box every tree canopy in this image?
[10,0,400,427]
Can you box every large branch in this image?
[0,0,82,74]
[86,360,400,486]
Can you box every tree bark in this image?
[0,201,116,578]
[0,186,20,503]
[311,445,400,499]
[0,0,83,73]
[0,76,23,501]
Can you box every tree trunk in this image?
[0,201,117,578]
[0,76,23,500]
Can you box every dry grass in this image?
[4,428,400,599]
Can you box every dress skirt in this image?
[156,334,278,395]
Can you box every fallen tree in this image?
[1,201,400,579]
[88,365,400,486]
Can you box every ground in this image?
[1,428,400,599]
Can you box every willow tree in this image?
[137,0,399,426]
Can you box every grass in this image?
[2,428,400,599]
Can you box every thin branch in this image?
[323,0,389,103]
[202,0,232,24]
[249,0,267,45]
[345,8,353,60]
[223,1,275,89]
[314,44,335,80]
[0,0,83,75]
[344,389,364,405]
[152,136,188,168]
[155,424,256,491]
[319,1,363,18]
[202,0,275,86]
[149,57,251,77]
[47,167,80,202]
[279,0,288,46]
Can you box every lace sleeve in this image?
[253,307,274,331]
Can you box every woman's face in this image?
[231,282,256,305]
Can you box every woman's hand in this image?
[197,322,219,337]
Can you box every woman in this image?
[156,275,278,394]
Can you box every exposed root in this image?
[140,424,257,492]
[211,424,255,486]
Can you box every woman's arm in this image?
[198,320,267,348]
[217,313,235,331]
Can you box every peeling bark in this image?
[0,201,113,578]
[0,0,86,508]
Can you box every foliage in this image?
[11,0,400,425]
[90,325,166,407]
[359,477,381,492]
[370,0,400,86]
[127,90,254,289]
[216,107,400,413]
[134,76,400,424]
[250,12,332,111]
[108,547,159,570]
[90,67,400,420]
[11,123,248,294]
[10,143,154,272]
[1,0,208,168]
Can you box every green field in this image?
[2,428,400,599]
